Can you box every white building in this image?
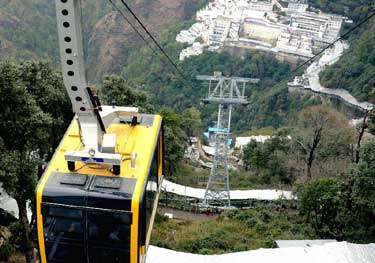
[276,32,313,57]
[208,16,231,45]
[176,0,345,60]
[234,136,271,149]
[287,3,308,13]
[248,0,274,12]
[179,42,204,61]
[176,23,206,44]
[290,12,343,43]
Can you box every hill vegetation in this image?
[152,204,317,254]
[320,20,375,102]
[310,0,375,102]
[1,0,375,262]
[122,25,323,132]
[0,0,206,78]
[310,0,374,22]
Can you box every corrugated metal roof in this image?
[276,239,337,248]
[147,242,375,263]
[161,179,293,200]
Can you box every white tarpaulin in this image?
[161,180,293,200]
[0,184,32,221]
[0,185,19,218]
[147,242,375,263]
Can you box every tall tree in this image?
[352,109,373,163]
[296,139,375,243]
[17,61,72,156]
[100,74,153,113]
[0,60,53,263]
[158,107,187,178]
[0,60,71,262]
[182,107,202,142]
[346,139,375,242]
[294,105,355,179]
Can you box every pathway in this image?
[290,41,374,111]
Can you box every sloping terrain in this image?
[0,0,204,79]
[87,0,203,79]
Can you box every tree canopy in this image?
[293,105,355,178]
[296,139,375,243]
[100,74,153,113]
[158,107,187,179]
[0,60,69,262]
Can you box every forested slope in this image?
[320,20,375,102]
[0,0,205,78]
[311,0,375,102]
[121,30,321,133]
[1,0,374,129]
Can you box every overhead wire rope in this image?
[110,1,375,95]
[108,0,159,56]
[108,0,188,85]
[107,0,194,90]
[116,0,194,89]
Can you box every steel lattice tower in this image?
[197,72,259,206]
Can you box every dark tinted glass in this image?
[42,206,84,263]
[87,247,130,263]
[88,210,131,263]
[145,149,159,237]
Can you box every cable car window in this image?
[88,210,131,246]
[43,206,83,219]
[42,205,84,263]
[145,146,159,237]
[87,210,131,263]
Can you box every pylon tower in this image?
[197,72,259,206]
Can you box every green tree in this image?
[242,129,292,184]
[296,139,375,243]
[294,106,355,179]
[182,107,202,142]
[346,139,375,242]
[296,179,345,239]
[0,60,53,263]
[158,107,187,178]
[243,140,268,170]
[100,74,153,113]
[17,61,71,156]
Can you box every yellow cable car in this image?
[35,1,165,262]
[36,114,163,263]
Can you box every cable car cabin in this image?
[35,114,163,263]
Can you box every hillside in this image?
[310,0,374,22]
[310,0,375,103]
[0,0,205,78]
[1,0,374,105]
[320,19,375,103]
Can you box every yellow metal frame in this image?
[36,115,162,263]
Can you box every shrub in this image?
[0,243,15,261]
[263,238,277,248]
